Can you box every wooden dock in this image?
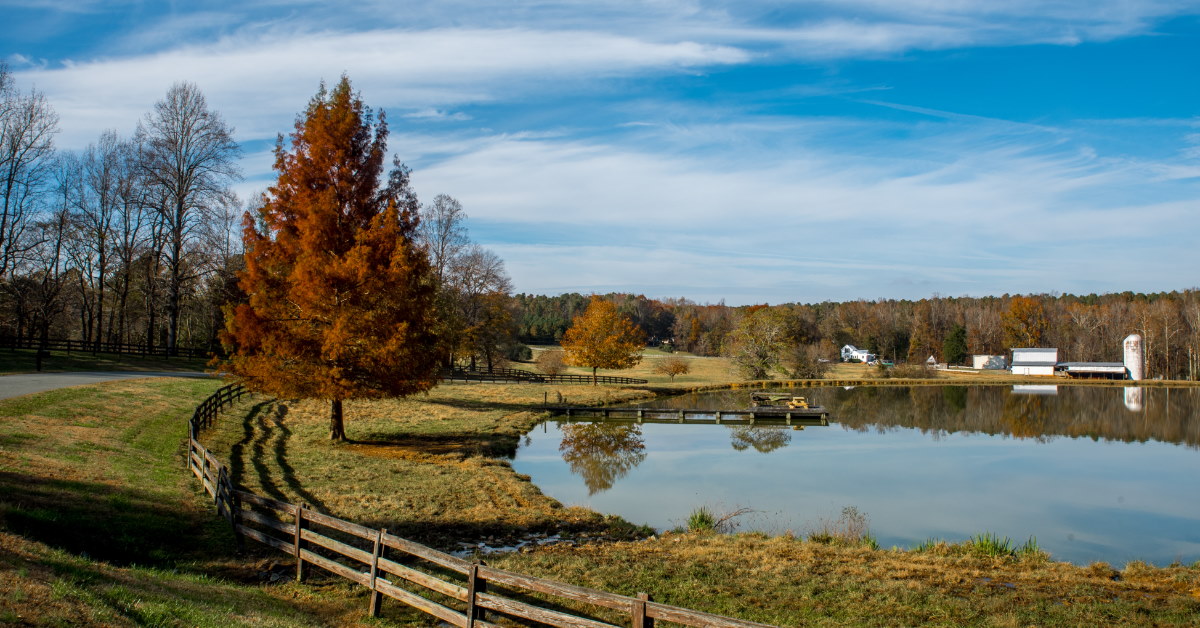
[538,406,829,427]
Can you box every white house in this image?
[841,344,876,363]
[1010,348,1058,376]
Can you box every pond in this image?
[511,385,1200,566]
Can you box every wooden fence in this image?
[2,334,215,359]
[187,384,774,628]
[443,368,648,386]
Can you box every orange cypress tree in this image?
[561,296,645,385]
[221,77,439,440]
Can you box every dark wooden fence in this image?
[187,384,773,628]
[2,335,215,359]
[443,368,648,386]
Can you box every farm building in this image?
[840,345,876,363]
[1010,348,1058,376]
[972,355,1007,370]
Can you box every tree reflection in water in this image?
[729,426,792,452]
[558,423,646,495]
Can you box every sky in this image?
[4,0,1199,305]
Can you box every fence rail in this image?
[443,368,648,386]
[2,334,215,359]
[187,384,772,628]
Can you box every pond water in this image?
[511,385,1200,566]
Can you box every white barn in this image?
[1010,348,1058,376]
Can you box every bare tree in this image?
[136,82,240,354]
[72,130,131,346]
[448,244,515,369]
[0,64,59,279]
[418,193,468,283]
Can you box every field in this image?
[2,362,1199,625]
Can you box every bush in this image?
[881,363,937,379]
[535,349,567,376]
[505,343,533,362]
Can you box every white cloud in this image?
[411,130,1200,302]
[15,27,749,148]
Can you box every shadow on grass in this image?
[229,400,328,512]
[0,471,231,567]
[347,432,524,458]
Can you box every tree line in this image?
[511,291,1200,380]
[0,68,515,368]
[0,65,242,355]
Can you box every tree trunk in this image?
[330,399,346,441]
[592,366,597,386]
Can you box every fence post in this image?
[631,592,653,628]
[368,528,386,617]
[294,503,307,582]
[466,561,487,627]
[232,490,245,552]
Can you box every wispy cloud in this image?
[16,27,749,147]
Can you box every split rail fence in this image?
[187,383,774,628]
[3,334,214,359]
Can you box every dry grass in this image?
[200,382,655,547]
[492,533,1200,626]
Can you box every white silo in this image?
[1123,334,1144,381]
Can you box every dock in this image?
[537,406,830,427]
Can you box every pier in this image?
[537,405,830,427]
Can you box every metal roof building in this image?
[1011,348,1058,376]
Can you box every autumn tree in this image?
[1001,296,1048,349]
[725,307,789,379]
[653,356,690,380]
[222,77,440,441]
[561,295,645,384]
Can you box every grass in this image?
[0,347,208,374]
[0,378,424,626]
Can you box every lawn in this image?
[0,377,410,626]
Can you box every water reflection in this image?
[558,423,646,495]
[638,386,1200,448]
[729,426,792,453]
[516,385,1200,565]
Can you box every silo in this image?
[1123,334,1144,381]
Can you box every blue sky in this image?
[4,1,1199,305]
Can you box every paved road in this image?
[0,371,214,400]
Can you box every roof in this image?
[1011,361,1058,367]
[1060,362,1126,372]
[1012,348,1057,354]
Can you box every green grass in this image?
[0,378,417,626]
[0,347,208,374]
[686,506,717,532]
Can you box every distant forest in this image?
[513,291,1200,380]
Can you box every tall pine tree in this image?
[222,77,439,440]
